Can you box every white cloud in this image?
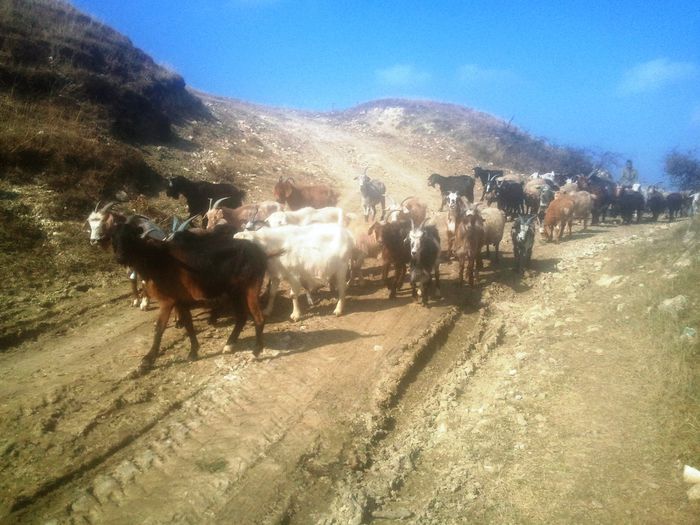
[617,58,698,95]
[376,64,431,87]
[457,64,518,84]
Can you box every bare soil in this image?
[1,110,699,525]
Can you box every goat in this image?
[542,193,575,242]
[408,221,441,305]
[691,192,700,216]
[165,175,244,227]
[614,187,645,224]
[205,199,282,231]
[511,215,537,275]
[234,222,353,321]
[368,219,412,299]
[646,187,666,221]
[273,177,339,210]
[666,192,684,221]
[479,206,506,264]
[473,167,504,197]
[264,206,345,228]
[87,201,167,309]
[524,179,546,215]
[445,191,466,258]
[569,190,596,230]
[427,173,475,210]
[111,223,267,372]
[386,196,428,225]
[538,185,556,227]
[355,168,386,222]
[486,179,524,220]
[347,222,383,287]
[454,202,484,287]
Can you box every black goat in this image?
[666,192,684,221]
[408,221,441,305]
[428,173,475,210]
[166,175,244,226]
[111,223,267,373]
[615,187,644,224]
[473,167,504,196]
[511,215,537,275]
[487,179,525,219]
[646,190,666,221]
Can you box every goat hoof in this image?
[223,344,234,354]
[188,352,199,362]
[138,360,153,374]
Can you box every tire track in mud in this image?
[3,279,461,524]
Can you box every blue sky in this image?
[72,0,700,185]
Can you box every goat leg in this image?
[141,302,174,372]
[175,305,199,361]
[333,269,347,317]
[246,279,265,356]
[433,263,441,298]
[224,296,248,353]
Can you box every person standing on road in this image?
[619,159,639,188]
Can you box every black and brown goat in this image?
[111,223,267,372]
[368,219,412,299]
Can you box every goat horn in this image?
[140,227,158,238]
[99,201,116,214]
[94,200,101,212]
[212,197,230,210]
[177,215,199,232]
[171,216,181,231]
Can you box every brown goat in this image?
[386,196,428,225]
[454,203,484,287]
[542,193,575,242]
[273,177,339,210]
[205,200,282,231]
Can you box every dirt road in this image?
[1,216,698,524]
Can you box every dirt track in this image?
[2,215,698,524]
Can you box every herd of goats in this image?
[86,167,700,373]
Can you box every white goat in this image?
[265,206,344,228]
[234,222,354,321]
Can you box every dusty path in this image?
[2,217,697,524]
